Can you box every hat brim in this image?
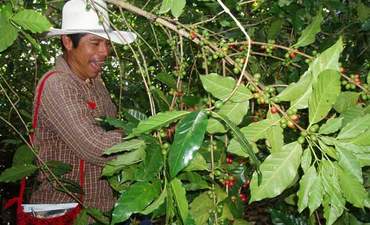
[47,28,137,45]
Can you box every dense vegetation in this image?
[0,0,369,224]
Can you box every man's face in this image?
[63,34,111,80]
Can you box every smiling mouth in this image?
[90,60,105,72]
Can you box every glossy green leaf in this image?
[190,192,213,225]
[12,145,35,166]
[184,153,208,172]
[320,161,345,225]
[104,139,146,155]
[346,129,370,146]
[12,9,51,33]
[206,118,226,134]
[335,143,363,183]
[333,92,360,113]
[337,113,370,139]
[141,183,167,215]
[102,148,145,176]
[171,0,186,18]
[111,182,160,224]
[0,164,38,182]
[200,73,252,102]
[309,70,341,125]
[297,166,317,212]
[266,112,284,152]
[0,12,18,52]
[250,142,302,202]
[171,178,189,223]
[159,0,172,14]
[319,117,343,135]
[142,144,163,181]
[179,172,209,191]
[300,149,312,173]
[338,168,367,208]
[293,11,323,48]
[212,112,261,169]
[168,111,208,178]
[132,111,189,136]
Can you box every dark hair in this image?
[61,33,88,51]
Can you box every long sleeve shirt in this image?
[30,56,121,211]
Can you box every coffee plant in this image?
[0,0,369,225]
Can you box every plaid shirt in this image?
[30,56,121,211]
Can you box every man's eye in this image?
[91,42,99,46]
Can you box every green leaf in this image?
[0,164,38,182]
[179,172,209,191]
[85,208,109,224]
[45,160,72,177]
[155,72,177,89]
[319,117,343,135]
[233,219,252,225]
[200,73,252,102]
[357,1,370,22]
[333,92,360,113]
[277,71,313,107]
[102,148,145,176]
[104,139,146,155]
[0,12,18,52]
[171,178,189,223]
[339,105,364,126]
[132,111,190,136]
[12,145,35,166]
[300,149,312,173]
[266,112,284,153]
[337,114,370,139]
[297,166,317,212]
[111,182,160,224]
[346,129,370,146]
[267,18,284,40]
[227,139,258,158]
[171,0,186,18]
[12,9,51,33]
[206,118,227,134]
[338,168,367,208]
[293,11,323,48]
[250,142,302,202]
[159,0,172,14]
[308,174,323,215]
[184,153,208,172]
[320,161,345,225]
[218,101,249,125]
[168,111,208,178]
[141,182,167,215]
[142,144,163,181]
[278,38,343,109]
[190,192,213,225]
[309,70,341,125]
[335,143,363,183]
[73,209,88,225]
[126,109,148,121]
[212,112,261,169]
[240,119,277,142]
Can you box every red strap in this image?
[9,71,85,207]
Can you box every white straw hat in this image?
[47,0,136,44]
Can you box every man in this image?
[29,0,136,214]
